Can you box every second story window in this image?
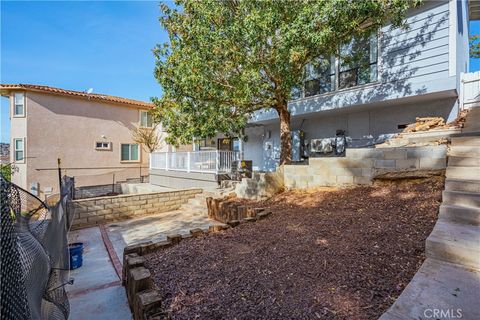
[14,138,24,161]
[338,35,378,90]
[304,57,336,97]
[14,93,25,116]
[140,110,154,128]
[293,33,379,100]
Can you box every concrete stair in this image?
[426,220,480,269]
[443,190,480,207]
[380,110,480,319]
[462,107,480,133]
[178,188,235,215]
[445,166,480,181]
[439,204,480,226]
[445,179,480,193]
[379,259,480,320]
[448,156,480,167]
[448,145,480,157]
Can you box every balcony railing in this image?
[150,150,242,174]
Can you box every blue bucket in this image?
[69,242,84,270]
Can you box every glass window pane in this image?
[131,144,139,160]
[15,139,23,150]
[14,104,24,115]
[305,79,320,97]
[148,113,153,127]
[14,93,24,105]
[15,151,23,161]
[121,144,130,160]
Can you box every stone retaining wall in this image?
[284,145,447,189]
[74,176,149,199]
[71,188,202,229]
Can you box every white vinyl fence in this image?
[460,71,480,109]
[150,150,242,174]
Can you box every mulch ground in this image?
[144,177,444,320]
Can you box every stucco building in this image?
[1,84,161,199]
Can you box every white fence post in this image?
[187,152,191,173]
[215,150,220,174]
[165,153,169,171]
[460,71,480,110]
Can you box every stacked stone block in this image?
[71,189,202,228]
[284,145,447,189]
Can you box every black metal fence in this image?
[0,175,75,320]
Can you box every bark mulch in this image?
[144,177,443,320]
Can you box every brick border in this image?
[122,209,272,319]
[99,224,123,280]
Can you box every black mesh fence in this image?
[0,175,75,320]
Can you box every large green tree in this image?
[471,34,480,59]
[153,0,419,165]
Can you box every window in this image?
[338,34,378,90]
[121,143,139,161]
[14,138,24,161]
[95,141,111,150]
[140,111,154,128]
[292,33,378,100]
[14,93,25,116]
[304,57,335,97]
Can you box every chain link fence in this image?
[1,175,75,320]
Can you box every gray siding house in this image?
[244,0,471,171]
[150,0,476,185]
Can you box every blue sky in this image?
[1,2,480,143]
[1,0,168,143]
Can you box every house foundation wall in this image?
[284,145,447,189]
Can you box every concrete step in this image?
[379,259,480,320]
[451,136,480,146]
[448,156,480,167]
[445,179,480,193]
[445,166,480,181]
[426,220,480,269]
[463,108,480,133]
[443,190,480,207]
[439,204,480,226]
[449,145,480,157]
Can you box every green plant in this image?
[152,0,419,164]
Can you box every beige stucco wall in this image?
[9,90,152,199]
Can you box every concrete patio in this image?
[66,208,222,320]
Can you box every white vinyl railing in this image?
[150,150,242,174]
[460,71,480,109]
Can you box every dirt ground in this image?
[145,177,443,320]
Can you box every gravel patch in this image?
[145,178,443,320]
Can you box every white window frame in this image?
[120,143,140,162]
[95,141,112,150]
[13,138,25,162]
[139,110,154,128]
[13,92,25,117]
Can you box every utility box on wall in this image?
[291,130,305,162]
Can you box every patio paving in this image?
[66,209,222,320]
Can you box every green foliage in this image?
[153,0,419,162]
[470,34,480,59]
[1,164,11,181]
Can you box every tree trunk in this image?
[277,103,292,165]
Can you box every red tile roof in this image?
[0,84,153,109]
